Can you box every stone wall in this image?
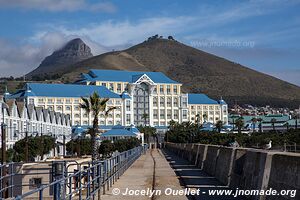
[165,143,300,200]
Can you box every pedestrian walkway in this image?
[101,149,187,200]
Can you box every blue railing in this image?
[0,144,148,199]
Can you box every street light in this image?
[1,102,9,164]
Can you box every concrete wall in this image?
[165,143,300,200]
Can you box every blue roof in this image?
[81,69,179,84]
[8,83,128,99]
[188,93,219,104]
[101,129,137,137]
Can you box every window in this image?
[173,97,178,107]
[153,109,158,119]
[209,106,213,110]
[117,83,122,93]
[57,106,62,111]
[116,114,121,118]
[102,82,107,87]
[154,122,159,126]
[173,85,178,94]
[160,109,165,118]
[100,121,105,125]
[183,110,187,119]
[74,106,80,111]
[66,99,71,104]
[167,109,172,119]
[153,97,158,107]
[108,114,113,118]
[160,97,165,107]
[74,114,80,118]
[74,99,79,103]
[215,106,219,110]
[126,114,131,124]
[29,98,34,104]
[174,110,179,119]
[38,99,44,103]
[116,121,121,125]
[126,100,131,111]
[181,97,187,108]
[109,83,114,91]
[197,106,201,110]
[209,111,214,115]
[167,85,171,94]
[160,85,164,94]
[153,87,157,94]
[83,114,88,118]
[56,99,62,104]
[47,99,53,104]
[65,106,71,111]
[116,100,121,105]
[29,178,42,189]
[108,121,113,125]
[167,97,172,107]
[48,106,53,111]
[83,121,88,125]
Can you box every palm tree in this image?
[141,113,149,125]
[215,120,223,133]
[195,114,200,127]
[292,115,298,129]
[257,118,263,133]
[80,92,116,160]
[202,113,208,123]
[235,117,244,134]
[271,118,277,132]
[251,117,257,132]
[283,122,289,132]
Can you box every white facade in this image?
[0,98,71,157]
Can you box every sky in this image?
[0,0,299,86]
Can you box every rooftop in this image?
[7,83,128,99]
[188,93,221,105]
[80,69,179,84]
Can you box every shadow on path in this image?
[161,149,245,200]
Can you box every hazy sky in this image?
[0,0,299,86]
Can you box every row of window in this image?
[36,98,122,105]
[152,109,188,120]
[153,85,179,94]
[152,96,187,107]
[190,105,220,110]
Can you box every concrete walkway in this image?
[101,149,187,200]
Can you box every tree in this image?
[215,120,223,133]
[271,118,277,132]
[195,114,201,127]
[137,125,156,143]
[12,136,54,162]
[292,115,298,129]
[141,113,149,125]
[80,92,116,160]
[235,117,244,134]
[66,138,92,156]
[283,122,289,132]
[168,36,174,40]
[251,117,257,132]
[98,140,115,159]
[203,113,208,123]
[257,118,263,133]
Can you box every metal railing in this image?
[0,144,148,199]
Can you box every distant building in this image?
[0,98,71,157]
[6,69,228,131]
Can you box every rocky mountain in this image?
[26,38,300,108]
[27,38,93,79]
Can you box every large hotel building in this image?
[7,69,228,130]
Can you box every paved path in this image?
[101,149,244,200]
[101,149,187,200]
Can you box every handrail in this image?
[4,144,148,199]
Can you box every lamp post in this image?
[1,102,9,164]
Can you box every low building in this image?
[0,98,71,157]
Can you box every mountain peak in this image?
[27,38,93,79]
